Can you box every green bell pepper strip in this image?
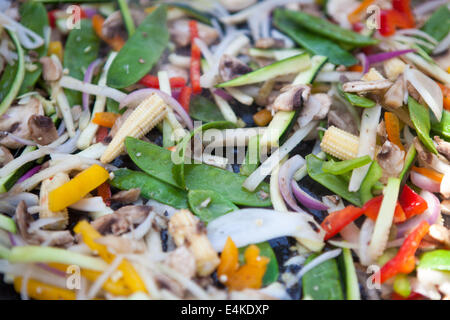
[187,189,238,223]
[18,2,49,95]
[342,248,361,300]
[173,121,237,188]
[273,10,358,66]
[432,110,450,141]
[0,214,17,234]
[419,250,450,271]
[302,253,344,300]
[359,161,383,205]
[110,169,188,209]
[306,154,362,206]
[238,242,279,287]
[118,0,135,36]
[343,92,376,108]
[277,9,378,47]
[240,134,260,177]
[63,19,100,106]
[399,144,417,182]
[107,5,169,88]
[189,95,225,123]
[393,274,411,298]
[408,96,438,154]
[322,155,372,175]
[125,137,272,207]
[0,30,25,116]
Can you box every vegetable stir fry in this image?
[0,0,449,301]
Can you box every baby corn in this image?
[168,210,220,277]
[100,94,168,163]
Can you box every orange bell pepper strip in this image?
[92,14,125,52]
[363,195,406,224]
[217,237,239,279]
[385,112,405,151]
[375,221,429,284]
[437,83,450,111]
[253,109,273,127]
[348,0,375,24]
[48,262,132,296]
[74,220,146,294]
[97,181,112,206]
[92,112,120,128]
[48,164,109,212]
[348,65,363,72]
[321,205,365,241]
[14,277,76,300]
[411,166,444,183]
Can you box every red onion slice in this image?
[278,155,307,213]
[396,190,440,238]
[366,49,415,65]
[357,52,369,74]
[82,59,102,111]
[213,88,233,101]
[410,171,441,193]
[119,88,194,130]
[16,165,41,184]
[292,181,328,211]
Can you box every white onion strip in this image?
[243,121,318,192]
[295,249,342,280]
[59,76,127,102]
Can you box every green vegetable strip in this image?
[187,189,237,223]
[0,214,17,234]
[399,144,417,182]
[359,161,383,205]
[343,92,376,108]
[118,0,136,36]
[419,250,450,271]
[322,155,372,175]
[0,30,25,116]
[393,274,411,298]
[342,248,361,300]
[432,110,450,141]
[408,96,437,154]
[240,134,260,176]
[421,5,450,45]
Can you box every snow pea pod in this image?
[408,96,438,154]
[0,30,25,116]
[18,2,49,95]
[322,155,372,175]
[432,110,450,141]
[278,9,378,47]
[189,95,225,122]
[110,169,188,209]
[238,242,279,286]
[302,252,344,300]
[173,121,236,188]
[306,154,361,206]
[188,189,238,223]
[419,250,450,271]
[64,19,100,106]
[169,3,213,25]
[125,137,272,207]
[421,5,450,47]
[359,160,383,205]
[107,5,169,88]
[343,92,376,108]
[273,10,358,67]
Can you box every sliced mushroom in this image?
[219,54,252,82]
[271,84,311,112]
[424,224,450,249]
[343,80,393,93]
[102,10,146,40]
[406,81,422,103]
[0,146,13,167]
[384,76,405,109]
[435,136,450,162]
[254,38,285,49]
[413,137,435,167]
[298,93,330,127]
[327,108,359,136]
[91,205,151,236]
[377,120,388,145]
[111,188,141,204]
[377,140,405,183]
[0,97,43,149]
[219,0,257,12]
[28,115,58,145]
[95,235,146,254]
[169,19,219,47]
[39,56,63,81]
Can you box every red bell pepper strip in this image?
[379,10,396,37]
[398,185,428,219]
[178,86,192,112]
[139,75,186,89]
[95,126,109,143]
[363,195,406,224]
[391,292,424,300]
[321,205,365,241]
[48,10,58,29]
[97,182,111,206]
[376,221,430,284]
[392,0,415,27]
[189,20,202,94]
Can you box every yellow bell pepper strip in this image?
[348,0,375,24]
[218,237,269,291]
[48,263,132,297]
[48,164,109,212]
[48,41,63,62]
[14,277,76,300]
[73,220,146,294]
[385,112,405,151]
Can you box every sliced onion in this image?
[59,76,127,103]
[433,32,450,55]
[119,89,193,130]
[359,218,374,266]
[357,52,369,74]
[206,209,325,252]
[396,190,440,238]
[124,211,155,240]
[69,197,109,212]
[278,155,306,213]
[55,130,80,154]
[28,217,64,233]
[82,59,102,111]
[292,181,328,211]
[213,88,233,101]
[404,67,443,121]
[315,71,362,82]
[366,49,415,65]
[1,132,37,146]
[410,171,441,193]
[16,165,41,184]
[395,30,438,45]
[0,147,51,178]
